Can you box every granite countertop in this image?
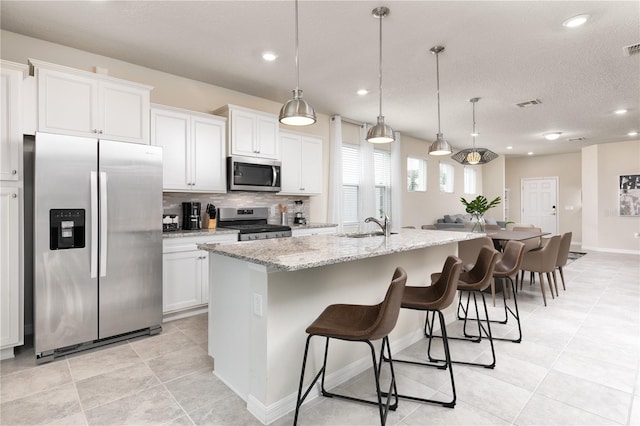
[198,229,482,271]
[162,228,239,239]
[289,223,338,230]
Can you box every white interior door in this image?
[521,177,558,234]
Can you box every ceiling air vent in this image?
[623,43,640,56]
[568,137,587,142]
[515,99,542,108]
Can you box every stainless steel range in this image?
[217,207,291,241]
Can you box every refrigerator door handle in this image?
[90,171,98,278]
[99,172,108,277]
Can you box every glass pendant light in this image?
[451,98,498,165]
[279,0,316,126]
[366,6,395,144]
[428,46,452,155]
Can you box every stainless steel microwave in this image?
[227,156,281,192]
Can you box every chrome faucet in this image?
[365,214,390,237]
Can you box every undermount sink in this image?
[339,231,398,238]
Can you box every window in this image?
[342,144,359,224]
[341,144,392,223]
[374,149,391,219]
[407,156,427,192]
[464,167,477,194]
[439,162,454,193]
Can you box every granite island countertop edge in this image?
[198,230,483,272]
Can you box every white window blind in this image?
[342,144,359,224]
[374,149,391,219]
[464,167,477,194]
[439,162,455,193]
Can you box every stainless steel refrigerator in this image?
[33,132,163,363]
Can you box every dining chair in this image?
[552,232,573,292]
[513,226,543,252]
[519,235,561,306]
[293,267,407,426]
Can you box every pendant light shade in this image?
[428,46,452,155]
[366,6,394,144]
[451,98,499,165]
[279,0,316,126]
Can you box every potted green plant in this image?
[460,195,501,232]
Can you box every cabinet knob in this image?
[93,129,98,133]
[12,193,17,198]
[300,188,305,191]
[98,130,103,134]
[11,169,17,175]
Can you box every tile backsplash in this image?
[163,192,310,226]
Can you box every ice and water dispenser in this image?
[49,209,85,250]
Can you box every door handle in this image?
[90,171,98,278]
[99,172,108,277]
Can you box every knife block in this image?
[203,213,217,229]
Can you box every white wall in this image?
[582,140,640,253]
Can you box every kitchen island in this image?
[198,229,481,424]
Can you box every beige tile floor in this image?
[1,250,638,425]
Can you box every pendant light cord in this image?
[472,99,476,150]
[294,0,300,92]
[377,10,383,117]
[435,51,441,133]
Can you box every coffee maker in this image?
[294,200,306,225]
[182,202,201,230]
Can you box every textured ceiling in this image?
[1,0,639,157]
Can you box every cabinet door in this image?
[192,116,226,192]
[279,132,302,193]
[37,68,98,137]
[162,250,203,313]
[151,109,191,191]
[230,109,257,157]
[0,186,21,348]
[1,68,21,181]
[255,114,279,159]
[100,82,149,144]
[300,136,323,194]
[200,251,210,304]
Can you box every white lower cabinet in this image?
[162,233,237,314]
[0,185,23,358]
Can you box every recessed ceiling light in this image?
[262,52,278,61]
[562,14,590,28]
[356,89,369,96]
[527,152,534,156]
[544,132,562,141]
[506,146,513,150]
[629,131,638,136]
[615,109,628,115]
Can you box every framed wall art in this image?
[619,174,640,216]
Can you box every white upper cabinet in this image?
[1,61,27,181]
[215,104,279,160]
[280,130,323,195]
[151,105,226,193]
[30,59,151,144]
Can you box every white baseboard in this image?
[162,305,208,323]
[0,347,15,360]
[581,245,640,255]
[245,328,426,425]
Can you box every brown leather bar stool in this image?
[437,246,500,368]
[387,256,463,408]
[489,241,526,343]
[293,267,407,426]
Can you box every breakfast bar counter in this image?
[198,229,481,424]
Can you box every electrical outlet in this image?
[271,205,276,216]
[253,293,263,317]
